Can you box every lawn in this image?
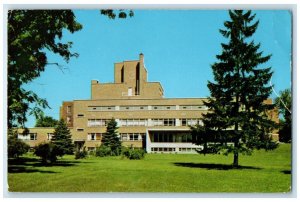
[7,144,291,193]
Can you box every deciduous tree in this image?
[274,89,292,142]
[35,114,58,127]
[8,9,133,128]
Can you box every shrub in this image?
[34,142,58,164]
[75,147,88,159]
[8,130,30,158]
[88,150,96,156]
[95,145,112,157]
[122,147,145,160]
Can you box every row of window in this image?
[150,147,198,152]
[17,132,144,142]
[120,133,145,141]
[152,119,175,126]
[87,119,110,127]
[151,132,193,143]
[119,119,148,126]
[151,147,176,152]
[18,133,37,140]
[86,133,145,141]
[87,105,208,112]
[86,118,203,128]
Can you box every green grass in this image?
[7,144,291,192]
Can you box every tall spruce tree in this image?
[51,119,74,156]
[101,118,122,156]
[193,10,277,167]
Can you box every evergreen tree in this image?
[51,119,74,156]
[101,118,122,156]
[193,10,277,167]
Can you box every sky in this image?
[24,10,292,127]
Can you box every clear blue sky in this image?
[24,10,292,127]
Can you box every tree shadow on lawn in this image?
[8,157,89,174]
[173,162,262,170]
[281,170,291,174]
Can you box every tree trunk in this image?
[233,151,239,167]
[233,119,239,168]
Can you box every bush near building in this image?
[8,129,30,158]
[95,145,112,157]
[34,142,58,164]
[122,147,145,160]
[75,148,88,159]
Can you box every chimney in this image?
[139,53,144,63]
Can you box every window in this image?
[77,114,84,117]
[88,106,115,111]
[180,118,201,126]
[77,128,84,132]
[121,66,124,83]
[67,106,71,113]
[129,134,139,141]
[119,119,147,126]
[128,87,132,96]
[88,119,109,127]
[152,106,175,110]
[87,133,101,141]
[121,134,128,141]
[120,133,144,141]
[47,133,54,140]
[151,147,175,152]
[119,106,148,111]
[151,132,193,143]
[30,133,37,140]
[182,119,187,126]
[67,116,71,124]
[18,133,37,141]
[153,118,175,126]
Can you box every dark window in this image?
[136,63,140,95]
[121,66,124,83]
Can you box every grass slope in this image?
[7,144,291,192]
